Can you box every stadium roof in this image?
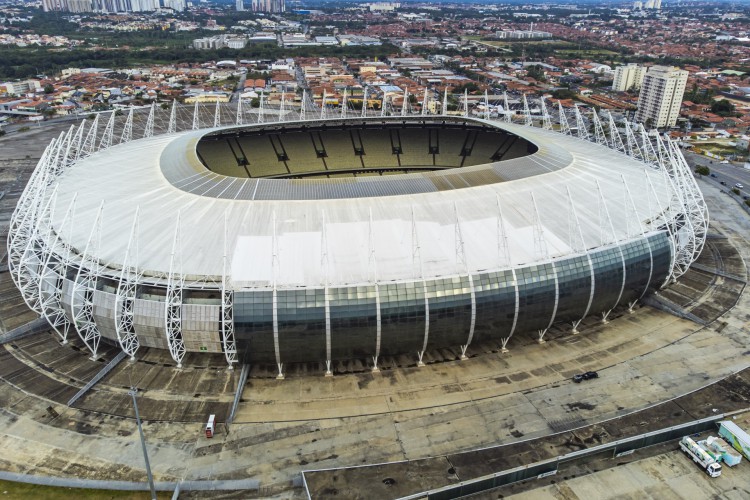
[50,118,672,289]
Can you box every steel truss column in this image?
[442,88,448,116]
[71,202,105,359]
[341,89,347,119]
[99,111,116,151]
[655,135,699,279]
[522,94,532,126]
[165,213,186,368]
[362,87,368,118]
[320,90,326,120]
[120,107,134,144]
[411,207,429,367]
[623,120,643,160]
[39,194,77,344]
[423,88,430,117]
[566,187,595,334]
[368,209,381,372]
[540,97,552,130]
[483,90,489,120]
[606,111,626,153]
[7,145,53,288]
[71,121,86,162]
[80,114,99,158]
[644,169,678,287]
[558,101,571,135]
[574,106,589,141]
[503,92,511,123]
[591,111,608,147]
[668,138,708,265]
[221,211,237,368]
[12,138,62,300]
[402,88,409,117]
[144,103,155,138]
[115,208,141,360]
[258,92,265,123]
[192,101,200,130]
[454,204,476,360]
[16,184,58,314]
[235,97,243,126]
[596,181,627,323]
[168,100,177,134]
[213,101,221,128]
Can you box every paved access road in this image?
[686,151,750,199]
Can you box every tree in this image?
[695,165,710,176]
[711,99,735,117]
[525,65,547,82]
[43,84,54,94]
[551,89,576,100]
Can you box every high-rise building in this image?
[42,0,184,12]
[635,66,688,129]
[236,0,244,11]
[251,0,284,13]
[612,63,646,92]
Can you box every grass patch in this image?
[0,480,170,500]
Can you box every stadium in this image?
[7,100,708,377]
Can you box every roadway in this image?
[685,151,750,200]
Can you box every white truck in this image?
[680,436,722,477]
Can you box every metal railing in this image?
[67,350,127,406]
[396,414,728,500]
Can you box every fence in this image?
[396,414,729,500]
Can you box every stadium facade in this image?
[7,99,707,376]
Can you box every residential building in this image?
[612,64,646,92]
[635,66,689,128]
[251,0,284,13]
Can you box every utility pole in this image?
[130,387,157,500]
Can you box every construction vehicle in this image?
[679,436,722,477]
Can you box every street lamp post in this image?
[129,387,157,500]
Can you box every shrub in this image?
[695,166,710,176]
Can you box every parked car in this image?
[721,160,729,164]
[720,181,727,186]
[735,183,744,189]
[710,173,717,178]
[573,371,599,383]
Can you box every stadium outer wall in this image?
[6,106,707,374]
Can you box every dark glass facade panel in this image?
[329,285,378,360]
[472,269,516,344]
[234,290,274,364]
[648,233,672,289]
[276,289,327,364]
[231,231,673,363]
[514,263,557,333]
[425,276,473,350]
[379,281,426,356]
[619,232,672,307]
[554,254,593,323]
[588,245,626,315]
